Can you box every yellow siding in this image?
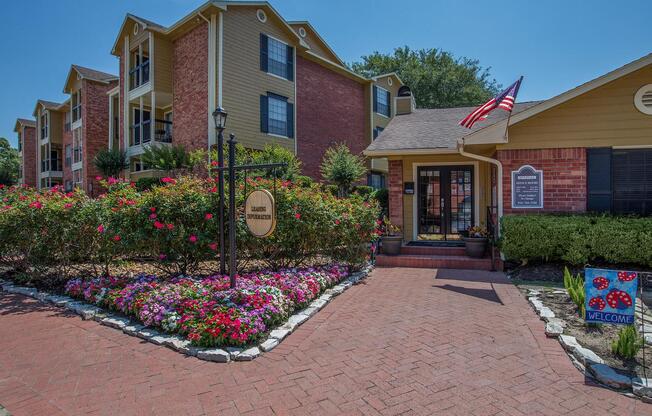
[291,25,340,64]
[129,27,149,50]
[49,111,63,144]
[390,154,493,241]
[502,65,652,149]
[154,34,173,93]
[222,6,296,151]
[373,76,401,131]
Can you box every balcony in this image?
[129,60,150,91]
[130,119,172,147]
[40,158,63,179]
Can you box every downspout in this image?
[456,138,503,237]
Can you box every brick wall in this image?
[22,126,37,188]
[173,23,208,152]
[497,148,587,214]
[62,122,72,188]
[388,160,403,228]
[82,79,117,196]
[296,56,367,179]
[118,57,124,152]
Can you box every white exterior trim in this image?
[218,11,223,107]
[410,161,480,241]
[208,14,217,148]
[365,148,459,157]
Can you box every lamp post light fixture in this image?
[212,107,227,275]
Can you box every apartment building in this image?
[109,1,406,183]
[13,119,36,187]
[33,100,67,189]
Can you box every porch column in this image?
[388,159,404,229]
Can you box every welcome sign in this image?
[584,268,638,325]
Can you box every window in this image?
[132,108,151,145]
[129,44,150,90]
[73,128,83,163]
[374,86,391,117]
[71,91,82,122]
[367,173,386,190]
[260,34,293,81]
[64,111,71,132]
[587,148,652,215]
[133,159,150,172]
[40,112,48,139]
[373,126,384,140]
[260,93,294,138]
[17,133,22,152]
[65,144,72,167]
[73,169,82,187]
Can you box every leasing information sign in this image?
[244,189,276,238]
[585,268,638,325]
[511,165,543,209]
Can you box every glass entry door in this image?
[417,166,473,240]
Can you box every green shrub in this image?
[563,266,585,318]
[294,175,314,188]
[320,144,366,197]
[352,185,374,198]
[611,325,643,359]
[247,144,302,181]
[370,188,388,217]
[501,214,652,267]
[93,148,129,178]
[135,177,161,191]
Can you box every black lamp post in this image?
[212,107,227,275]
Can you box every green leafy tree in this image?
[93,148,129,178]
[351,46,500,108]
[320,143,366,197]
[0,137,20,186]
[142,144,196,175]
[247,144,302,181]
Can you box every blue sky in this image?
[2,0,651,147]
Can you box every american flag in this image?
[459,76,523,129]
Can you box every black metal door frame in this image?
[417,165,474,240]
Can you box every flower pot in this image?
[463,237,488,258]
[381,235,402,256]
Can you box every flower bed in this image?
[64,265,348,347]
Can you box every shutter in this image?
[260,34,268,72]
[586,147,612,213]
[286,102,294,138]
[373,85,378,113]
[373,128,378,140]
[612,148,652,215]
[260,95,268,133]
[386,90,391,116]
[286,45,294,81]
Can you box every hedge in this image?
[500,214,652,266]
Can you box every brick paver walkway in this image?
[0,268,650,415]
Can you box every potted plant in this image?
[463,225,488,258]
[379,217,402,256]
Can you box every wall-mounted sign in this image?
[585,268,637,325]
[511,165,543,209]
[244,189,276,238]
[404,182,414,195]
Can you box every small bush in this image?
[563,266,585,318]
[501,214,652,267]
[320,144,366,197]
[93,148,129,178]
[135,177,161,191]
[370,188,388,217]
[611,325,643,359]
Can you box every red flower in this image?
[335,219,340,225]
[189,235,198,243]
[113,235,121,242]
[149,213,157,219]
[64,203,73,209]
[209,242,218,251]
[153,221,164,229]
[166,223,174,230]
[29,201,42,209]
[95,176,102,181]
[150,207,156,213]
[209,186,217,193]
[205,213,213,220]
[161,177,176,184]
[97,224,105,233]
[211,160,219,167]
[295,213,301,219]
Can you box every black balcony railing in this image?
[41,159,62,173]
[131,119,171,146]
[129,60,150,90]
[154,119,173,143]
[73,147,82,164]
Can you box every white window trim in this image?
[264,33,292,81]
[375,85,391,118]
[266,132,289,139]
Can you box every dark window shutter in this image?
[612,148,652,215]
[386,90,391,116]
[286,45,294,81]
[373,85,378,113]
[373,128,378,140]
[260,95,269,133]
[260,34,268,72]
[286,102,294,138]
[587,147,612,213]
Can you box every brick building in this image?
[13,119,37,187]
[365,53,652,247]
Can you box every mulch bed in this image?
[507,262,652,286]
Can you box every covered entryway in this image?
[417,165,474,241]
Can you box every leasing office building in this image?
[366,53,652,245]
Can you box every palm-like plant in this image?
[93,148,129,178]
[320,143,367,197]
[141,144,195,175]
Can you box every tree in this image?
[0,138,20,186]
[248,144,302,181]
[351,46,501,108]
[93,148,129,178]
[320,143,366,197]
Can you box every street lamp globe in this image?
[212,107,228,131]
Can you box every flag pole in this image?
[503,75,523,140]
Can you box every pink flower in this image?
[335,219,340,225]
[295,213,301,219]
[166,223,174,230]
[188,235,198,243]
[159,254,167,260]
[149,213,157,219]
[108,177,118,185]
[205,213,213,220]
[153,221,164,229]
[97,224,105,233]
[161,177,176,184]
[150,207,156,213]
[64,203,73,209]
[209,242,218,251]
[113,235,121,242]
[29,201,42,209]
[211,160,219,167]
[95,176,102,181]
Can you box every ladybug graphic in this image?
[617,271,637,282]
[606,289,633,310]
[592,276,610,290]
[588,296,606,311]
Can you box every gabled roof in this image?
[14,118,35,132]
[288,20,345,66]
[365,102,541,156]
[371,72,404,86]
[63,65,118,93]
[32,99,63,117]
[464,52,652,144]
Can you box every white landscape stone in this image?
[235,347,260,361]
[197,348,230,363]
[45,295,72,306]
[72,304,102,320]
[136,328,160,340]
[633,378,652,400]
[123,324,145,337]
[269,328,291,341]
[101,316,130,330]
[260,338,279,352]
[538,307,555,320]
[310,298,327,309]
[545,320,564,337]
[319,293,333,302]
[226,347,242,359]
[589,363,632,389]
[300,307,318,317]
[287,314,309,327]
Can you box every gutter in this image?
[456,138,503,237]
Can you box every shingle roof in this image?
[38,100,63,111]
[366,101,542,153]
[16,118,36,127]
[73,65,118,83]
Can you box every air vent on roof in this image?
[298,27,307,38]
[634,84,652,115]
